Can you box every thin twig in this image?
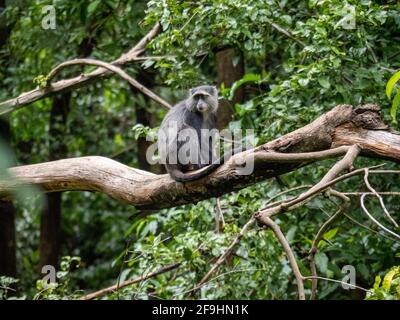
[215,197,225,233]
[360,194,400,240]
[134,55,175,61]
[328,192,398,242]
[303,276,369,293]
[326,190,398,242]
[175,267,269,298]
[0,286,16,292]
[343,212,397,242]
[369,170,400,174]
[79,262,181,300]
[262,185,313,208]
[343,191,400,196]
[265,18,306,47]
[118,22,162,60]
[363,168,398,227]
[365,41,378,64]
[189,217,255,295]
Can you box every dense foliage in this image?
[0,0,399,300]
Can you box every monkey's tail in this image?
[167,163,222,182]
[167,146,246,182]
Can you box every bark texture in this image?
[1,104,399,211]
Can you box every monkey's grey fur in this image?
[159,85,230,182]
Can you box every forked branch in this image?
[0,22,162,115]
[45,58,171,109]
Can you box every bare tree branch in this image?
[0,22,162,115]
[189,218,255,295]
[265,18,306,47]
[343,191,400,196]
[303,276,369,293]
[360,194,400,240]
[260,216,305,300]
[363,168,398,227]
[308,189,350,300]
[256,145,360,221]
[262,185,313,208]
[45,58,171,109]
[1,105,400,211]
[79,262,181,300]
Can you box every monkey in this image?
[158,85,241,182]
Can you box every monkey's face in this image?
[194,94,212,113]
[188,86,218,114]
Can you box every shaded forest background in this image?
[0,0,400,300]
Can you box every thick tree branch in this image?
[1,104,400,210]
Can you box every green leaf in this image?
[114,133,125,147]
[298,78,309,87]
[373,275,382,290]
[228,74,260,100]
[318,227,338,249]
[183,248,193,260]
[323,227,338,241]
[390,88,400,123]
[382,267,400,291]
[87,0,101,15]
[33,75,48,88]
[318,77,331,89]
[315,252,329,273]
[386,71,400,100]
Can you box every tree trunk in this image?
[0,118,16,277]
[136,107,163,173]
[132,70,164,174]
[0,201,16,277]
[38,93,70,270]
[216,47,245,129]
[0,0,17,279]
[38,13,107,269]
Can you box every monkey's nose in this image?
[198,104,207,112]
